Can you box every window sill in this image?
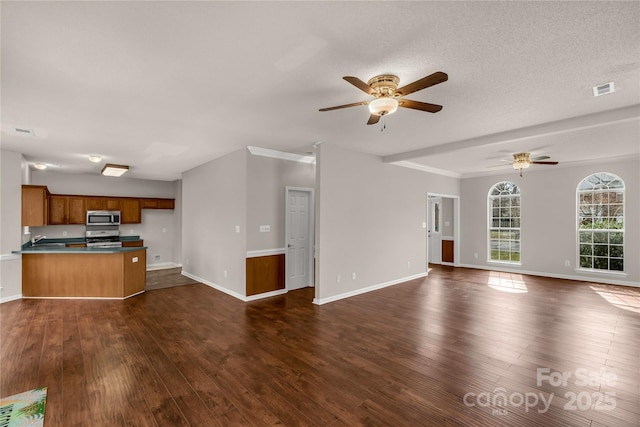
[487,260,522,266]
[574,268,627,277]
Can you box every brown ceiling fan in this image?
[510,152,559,176]
[319,71,448,125]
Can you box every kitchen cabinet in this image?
[140,198,175,209]
[24,185,174,227]
[22,185,50,226]
[86,196,121,211]
[65,243,87,248]
[121,198,141,224]
[68,196,86,224]
[48,195,68,225]
[48,195,86,225]
[122,240,143,247]
[22,249,146,298]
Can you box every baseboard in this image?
[147,262,182,271]
[457,263,640,288]
[1,294,23,304]
[313,272,429,305]
[181,271,247,301]
[245,289,287,301]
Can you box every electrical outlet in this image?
[132,257,138,263]
[62,231,67,236]
[352,272,356,280]
[474,253,478,259]
[407,261,411,268]
[162,227,166,233]
[336,275,341,283]
[422,222,427,229]
[235,225,240,233]
[564,260,571,267]
[224,270,228,278]
[154,255,161,261]
[186,258,189,265]
[259,225,271,232]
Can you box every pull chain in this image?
[380,115,386,132]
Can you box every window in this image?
[488,182,521,263]
[577,173,624,272]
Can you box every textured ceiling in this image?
[1,1,639,180]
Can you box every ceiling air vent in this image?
[592,82,615,97]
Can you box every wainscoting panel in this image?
[246,254,285,296]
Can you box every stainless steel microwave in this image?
[86,210,121,226]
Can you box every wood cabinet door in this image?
[86,197,106,210]
[122,240,143,247]
[49,195,69,224]
[157,199,175,209]
[121,198,141,224]
[68,196,86,224]
[22,185,49,226]
[106,198,122,211]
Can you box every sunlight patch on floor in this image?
[487,271,528,293]
[590,284,640,313]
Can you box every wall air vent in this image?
[592,82,615,97]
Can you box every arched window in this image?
[488,182,521,263]
[577,173,624,272]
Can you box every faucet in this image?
[31,235,46,245]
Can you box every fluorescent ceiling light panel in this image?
[101,163,129,177]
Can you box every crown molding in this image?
[247,146,316,164]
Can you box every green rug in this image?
[0,387,47,427]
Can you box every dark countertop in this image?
[13,236,146,255]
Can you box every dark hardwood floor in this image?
[1,265,638,426]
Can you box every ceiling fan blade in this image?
[343,76,374,95]
[531,155,550,161]
[394,71,448,97]
[367,114,381,125]
[319,101,369,112]
[531,161,559,165]
[398,99,443,113]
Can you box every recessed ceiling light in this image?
[33,163,47,170]
[593,82,615,97]
[88,155,102,163]
[101,163,129,177]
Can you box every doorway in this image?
[427,193,459,267]
[285,187,315,291]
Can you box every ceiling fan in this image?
[509,152,559,176]
[319,71,448,125]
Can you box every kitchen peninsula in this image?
[15,237,146,298]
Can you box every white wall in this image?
[315,144,460,303]
[460,158,639,286]
[30,170,181,268]
[182,148,247,297]
[0,150,25,302]
[246,153,315,252]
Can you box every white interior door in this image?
[428,197,442,264]
[286,188,314,290]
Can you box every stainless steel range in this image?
[85,225,122,248]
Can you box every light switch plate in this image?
[259,225,271,232]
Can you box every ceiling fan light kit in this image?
[320,71,448,125]
[511,152,559,176]
[368,97,398,116]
